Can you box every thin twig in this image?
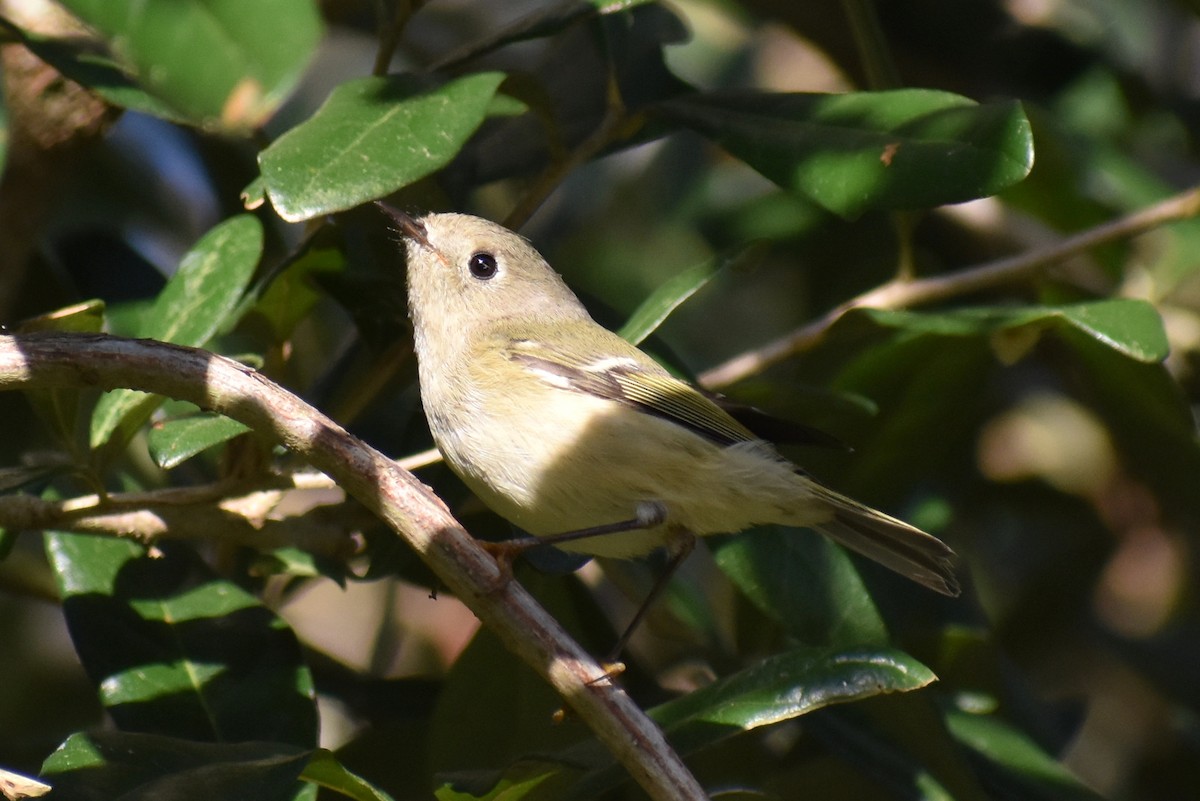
[0,483,355,555]
[699,184,1200,389]
[0,333,708,801]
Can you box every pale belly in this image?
[430,389,824,558]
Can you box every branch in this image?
[0,482,357,555]
[0,333,707,801]
[699,184,1200,389]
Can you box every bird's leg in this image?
[481,500,668,569]
[604,526,696,667]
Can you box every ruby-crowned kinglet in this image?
[384,207,959,598]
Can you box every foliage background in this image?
[1,1,1199,799]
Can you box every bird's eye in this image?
[468,252,498,280]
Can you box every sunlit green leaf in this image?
[563,646,936,798]
[300,749,398,801]
[657,89,1033,218]
[856,299,1169,363]
[260,72,509,221]
[147,413,251,469]
[57,0,321,130]
[89,214,262,451]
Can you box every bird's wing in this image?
[503,336,758,447]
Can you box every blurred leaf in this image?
[44,535,317,746]
[89,214,263,452]
[56,0,321,131]
[0,464,71,495]
[41,731,311,801]
[944,709,1103,800]
[856,299,1169,363]
[712,527,888,647]
[1059,327,1200,517]
[147,413,251,470]
[618,242,765,345]
[0,18,186,122]
[260,72,509,221]
[657,89,1033,219]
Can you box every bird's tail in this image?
[810,485,960,596]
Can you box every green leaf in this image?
[654,646,936,733]
[89,214,263,451]
[57,0,322,131]
[147,412,251,470]
[260,72,509,222]
[855,299,1169,364]
[44,534,317,745]
[711,527,889,647]
[435,762,576,801]
[944,709,1104,800]
[41,731,311,801]
[562,646,936,798]
[14,299,106,334]
[656,89,1033,218]
[618,242,765,345]
[300,749,398,801]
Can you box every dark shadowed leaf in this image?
[712,527,888,647]
[41,732,310,801]
[44,534,316,746]
[431,0,658,71]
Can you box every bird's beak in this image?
[375,202,431,249]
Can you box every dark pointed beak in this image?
[375,202,431,248]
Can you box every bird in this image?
[381,205,959,651]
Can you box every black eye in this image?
[468,252,498,280]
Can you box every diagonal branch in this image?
[0,332,707,801]
[699,184,1200,389]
